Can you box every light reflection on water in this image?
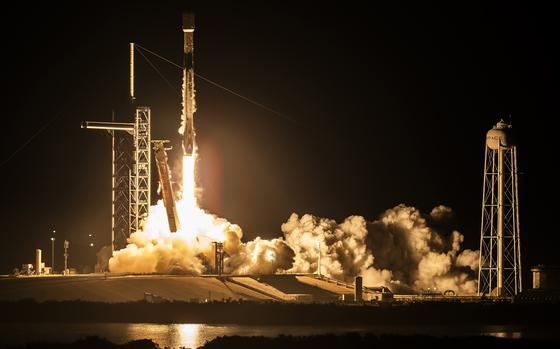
[482,326,523,339]
[0,323,555,348]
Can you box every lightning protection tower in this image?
[478,119,522,297]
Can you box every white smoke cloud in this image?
[456,249,479,270]
[109,201,479,295]
[109,229,206,274]
[280,204,478,294]
[281,213,391,285]
[109,199,295,276]
[226,237,295,275]
[365,205,478,294]
[430,205,454,222]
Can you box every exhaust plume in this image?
[365,204,478,294]
[281,204,478,294]
[110,200,478,294]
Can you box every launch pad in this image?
[0,273,392,303]
[70,12,525,301]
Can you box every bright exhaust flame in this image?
[181,155,196,209]
[177,153,226,243]
[109,146,294,275]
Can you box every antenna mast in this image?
[130,43,135,103]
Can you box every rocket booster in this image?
[182,13,196,156]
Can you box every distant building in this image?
[531,265,560,290]
[516,265,560,303]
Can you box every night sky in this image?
[1,2,557,280]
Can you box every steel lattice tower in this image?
[113,131,133,250]
[129,107,151,235]
[478,120,522,297]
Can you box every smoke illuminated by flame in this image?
[109,144,296,276]
[108,144,479,294]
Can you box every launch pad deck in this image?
[0,274,369,303]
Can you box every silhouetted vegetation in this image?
[1,299,559,326]
[4,336,157,349]
[200,334,559,349]
[5,333,559,349]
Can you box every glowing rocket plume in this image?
[181,154,197,209]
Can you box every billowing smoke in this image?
[226,237,295,275]
[95,245,112,272]
[109,202,478,294]
[364,204,479,294]
[109,199,295,276]
[281,214,392,285]
[281,204,478,294]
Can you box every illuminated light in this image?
[177,324,201,348]
[123,323,204,348]
[265,249,276,262]
[90,243,94,247]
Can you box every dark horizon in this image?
[1,1,558,278]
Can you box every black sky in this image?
[1,1,558,279]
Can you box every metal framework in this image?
[478,120,522,297]
[213,241,224,276]
[129,107,151,234]
[152,140,180,232]
[82,112,151,251]
[113,131,133,250]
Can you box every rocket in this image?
[181,13,196,156]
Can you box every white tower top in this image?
[486,119,514,150]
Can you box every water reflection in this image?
[124,323,230,348]
[483,326,522,339]
[123,323,201,348]
[123,324,529,348]
[178,324,202,348]
[0,323,554,348]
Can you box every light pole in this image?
[88,234,94,273]
[51,232,55,273]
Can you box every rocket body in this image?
[182,13,196,156]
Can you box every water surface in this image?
[1,323,556,348]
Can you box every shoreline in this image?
[2,300,559,326]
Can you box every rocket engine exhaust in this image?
[181,12,196,156]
